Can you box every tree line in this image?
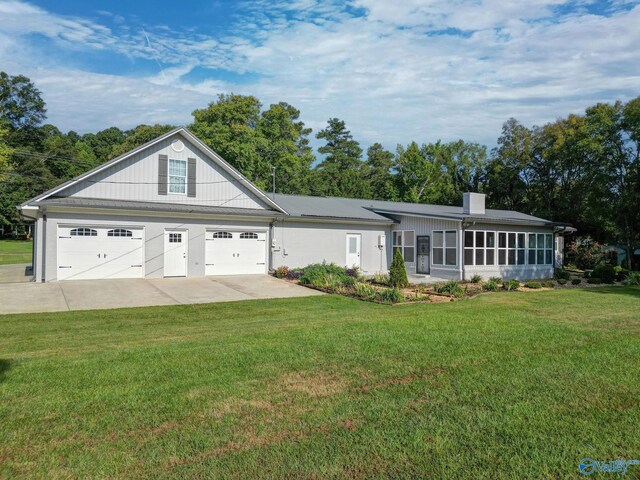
[1,71,638,257]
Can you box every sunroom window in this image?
[433,230,457,266]
[392,231,415,262]
[528,233,553,265]
[464,231,495,266]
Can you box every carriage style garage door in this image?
[205,230,267,275]
[57,226,144,281]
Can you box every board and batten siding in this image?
[462,223,555,281]
[59,133,271,210]
[392,215,462,280]
[272,220,390,274]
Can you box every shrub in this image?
[470,274,483,283]
[376,287,404,304]
[571,278,582,285]
[434,280,466,298]
[287,269,303,280]
[623,271,640,286]
[371,272,390,286]
[503,279,520,291]
[524,281,542,289]
[554,268,570,280]
[345,266,361,278]
[483,280,500,291]
[541,281,554,288]
[353,282,376,299]
[489,277,502,284]
[557,279,568,285]
[615,266,629,281]
[566,236,604,270]
[299,263,354,290]
[389,248,409,288]
[592,264,616,284]
[274,266,289,278]
[586,277,602,284]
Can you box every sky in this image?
[0,0,639,150]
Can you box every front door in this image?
[164,230,187,277]
[416,235,430,274]
[346,234,361,268]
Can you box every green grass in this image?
[1,287,639,478]
[0,239,32,265]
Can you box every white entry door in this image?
[57,226,144,281]
[205,230,267,275]
[346,234,361,268]
[164,230,187,277]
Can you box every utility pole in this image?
[271,166,276,200]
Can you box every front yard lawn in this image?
[0,239,32,265]
[1,287,639,478]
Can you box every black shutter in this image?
[187,157,196,197]
[158,154,168,195]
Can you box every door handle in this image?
[97,254,101,258]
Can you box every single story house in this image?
[19,128,572,283]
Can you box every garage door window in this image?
[107,229,133,237]
[240,232,258,239]
[70,228,97,236]
[212,232,233,239]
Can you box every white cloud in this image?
[0,0,639,148]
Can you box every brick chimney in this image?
[463,192,485,215]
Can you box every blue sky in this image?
[0,0,639,149]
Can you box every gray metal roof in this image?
[36,197,282,218]
[272,194,563,226]
[35,194,565,227]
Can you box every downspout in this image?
[41,211,47,282]
[268,218,276,273]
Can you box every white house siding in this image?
[271,220,390,274]
[463,223,555,281]
[59,133,271,210]
[41,209,272,281]
[392,215,462,280]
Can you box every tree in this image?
[0,123,13,180]
[83,127,125,163]
[483,118,533,211]
[394,141,432,203]
[389,247,409,288]
[313,118,368,198]
[190,94,267,186]
[0,72,46,132]
[110,124,175,158]
[257,102,314,195]
[365,143,396,200]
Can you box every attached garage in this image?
[57,226,144,281]
[205,230,267,275]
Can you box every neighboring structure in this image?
[19,128,572,283]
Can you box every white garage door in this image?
[57,226,144,281]
[205,230,267,275]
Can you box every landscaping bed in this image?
[273,263,639,305]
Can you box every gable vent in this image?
[171,139,185,152]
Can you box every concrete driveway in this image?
[0,275,322,315]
